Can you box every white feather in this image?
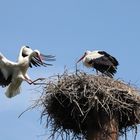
[83,51,104,68]
[5,78,22,98]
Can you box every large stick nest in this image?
[39,71,140,139]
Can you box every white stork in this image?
[77,50,119,78]
[0,46,55,98]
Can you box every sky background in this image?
[0,0,140,140]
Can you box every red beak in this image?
[76,54,86,63]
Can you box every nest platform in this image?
[39,72,140,139]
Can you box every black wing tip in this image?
[98,51,119,66]
[115,60,119,66]
[40,53,56,62]
[29,52,56,68]
[40,53,56,58]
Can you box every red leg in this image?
[28,78,46,85]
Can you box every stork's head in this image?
[76,50,91,63]
[21,46,31,54]
[24,45,30,48]
[21,46,32,57]
[22,45,30,50]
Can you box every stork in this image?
[0,46,55,98]
[77,50,119,78]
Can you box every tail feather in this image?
[5,79,22,98]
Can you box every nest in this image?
[39,72,140,139]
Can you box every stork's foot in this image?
[27,78,46,85]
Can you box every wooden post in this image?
[87,116,119,140]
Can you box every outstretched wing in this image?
[0,69,12,87]
[32,53,56,67]
[0,53,16,87]
[21,47,56,68]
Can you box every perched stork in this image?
[0,46,55,98]
[77,50,119,78]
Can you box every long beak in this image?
[76,54,86,63]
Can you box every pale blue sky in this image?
[0,0,140,140]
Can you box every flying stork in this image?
[0,46,55,98]
[77,50,119,78]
